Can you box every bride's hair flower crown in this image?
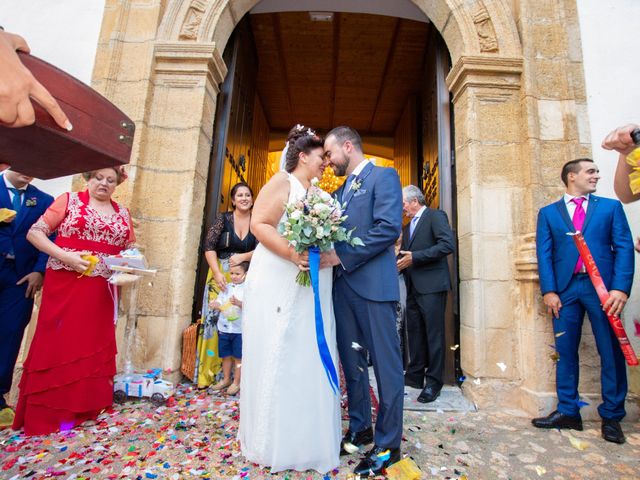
[294,123,316,138]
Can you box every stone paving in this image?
[1,383,639,479]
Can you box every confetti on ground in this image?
[496,362,507,372]
[568,434,589,451]
[2,383,640,479]
[0,384,303,479]
[385,456,422,480]
[535,465,546,476]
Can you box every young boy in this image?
[210,261,247,395]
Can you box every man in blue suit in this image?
[533,158,634,444]
[0,169,53,426]
[323,126,404,476]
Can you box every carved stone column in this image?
[446,55,528,409]
[122,42,227,376]
[513,234,558,413]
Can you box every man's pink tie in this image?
[572,197,586,273]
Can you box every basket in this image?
[180,323,199,381]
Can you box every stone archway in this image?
[156,0,523,60]
[91,0,599,415]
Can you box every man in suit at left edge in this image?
[0,169,53,426]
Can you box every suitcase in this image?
[0,52,135,179]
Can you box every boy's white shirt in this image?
[216,282,243,334]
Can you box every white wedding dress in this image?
[239,173,341,473]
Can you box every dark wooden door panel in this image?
[420,32,458,385]
[192,16,259,321]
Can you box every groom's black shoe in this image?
[353,445,401,476]
[340,427,374,455]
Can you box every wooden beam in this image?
[271,13,295,121]
[368,18,401,133]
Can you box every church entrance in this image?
[195,8,460,384]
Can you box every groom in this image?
[323,126,404,476]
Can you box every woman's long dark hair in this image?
[230,182,253,209]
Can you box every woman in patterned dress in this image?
[196,182,257,388]
[12,167,134,436]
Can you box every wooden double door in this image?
[196,16,460,385]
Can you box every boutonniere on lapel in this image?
[350,179,363,193]
[25,197,37,207]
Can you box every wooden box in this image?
[0,52,134,179]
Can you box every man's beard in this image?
[332,153,349,177]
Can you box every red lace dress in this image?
[13,190,135,436]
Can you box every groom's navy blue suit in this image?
[333,161,404,449]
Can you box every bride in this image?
[239,125,341,473]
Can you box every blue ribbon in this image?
[308,246,340,395]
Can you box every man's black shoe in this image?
[602,418,625,444]
[340,427,374,456]
[417,384,441,403]
[354,445,401,476]
[353,446,400,477]
[531,410,583,430]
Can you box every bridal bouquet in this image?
[278,178,364,286]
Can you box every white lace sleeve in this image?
[30,217,52,236]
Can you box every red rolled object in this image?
[570,232,638,366]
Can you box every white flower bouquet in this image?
[278,178,364,286]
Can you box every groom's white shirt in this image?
[350,159,370,179]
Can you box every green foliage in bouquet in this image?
[278,178,364,286]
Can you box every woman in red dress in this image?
[13,167,134,436]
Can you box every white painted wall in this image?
[577,0,640,349]
[1,0,105,197]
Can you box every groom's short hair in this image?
[327,126,363,153]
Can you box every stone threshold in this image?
[367,367,477,413]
